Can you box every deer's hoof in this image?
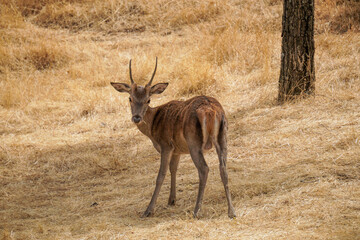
[228,209,236,219]
[168,198,176,206]
[141,210,153,218]
[193,211,201,219]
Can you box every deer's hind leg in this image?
[213,120,236,218]
[189,146,209,218]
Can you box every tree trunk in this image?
[278,0,315,103]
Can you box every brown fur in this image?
[110,59,236,218]
[128,94,236,218]
[137,96,225,153]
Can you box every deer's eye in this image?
[147,99,151,104]
[129,97,132,102]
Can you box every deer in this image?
[110,57,236,218]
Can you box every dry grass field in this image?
[1,0,360,239]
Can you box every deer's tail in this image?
[196,108,223,150]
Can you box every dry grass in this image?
[1,0,360,239]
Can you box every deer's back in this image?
[151,96,226,153]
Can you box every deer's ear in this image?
[111,82,131,93]
[150,83,168,95]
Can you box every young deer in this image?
[110,58,236,218]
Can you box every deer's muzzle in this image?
[132,115,142,123]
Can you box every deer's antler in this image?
[146,57,158,87]
[129,59,134,84]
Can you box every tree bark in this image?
[278,0,315,103]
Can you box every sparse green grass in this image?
[0,0,359,239]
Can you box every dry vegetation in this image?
[1,0,359,239]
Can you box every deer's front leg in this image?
[142,147,173,217]
[168,154,180,206]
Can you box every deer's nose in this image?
[132,115,142,123]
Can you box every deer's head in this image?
[111,57,168,124]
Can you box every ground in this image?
[0,0,360,239]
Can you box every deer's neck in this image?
[136,106,157,138]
